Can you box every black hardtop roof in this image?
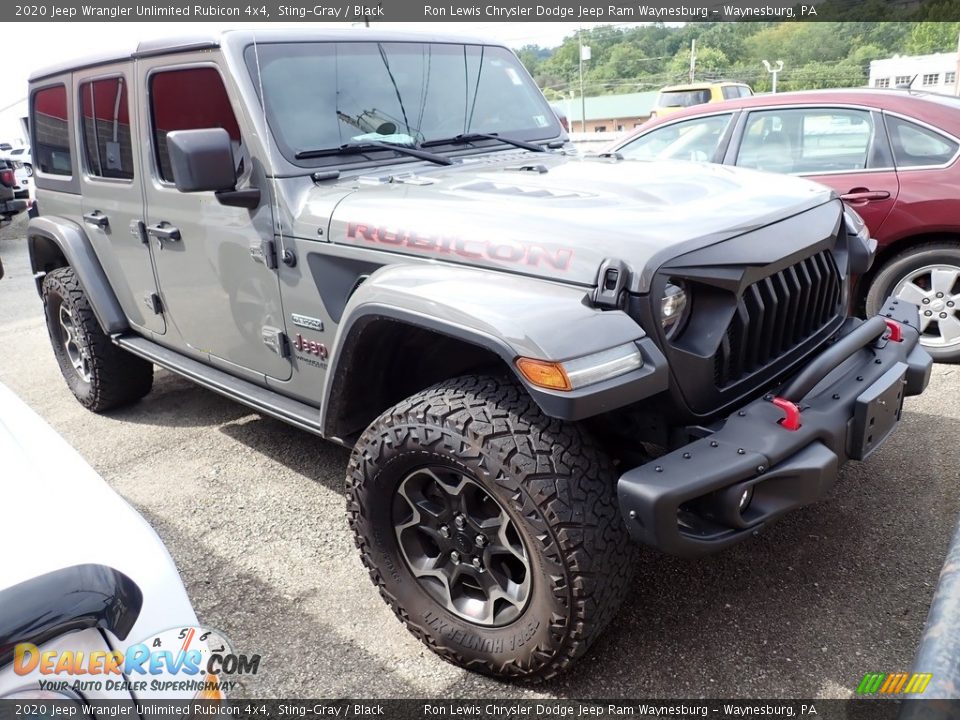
[29,27,495,82]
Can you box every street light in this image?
[763,60,784,94]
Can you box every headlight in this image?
[516,342,644,391]
[661,279,689,339]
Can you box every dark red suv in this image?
[612,89,960,362]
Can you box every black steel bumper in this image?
[0,198,27,217]
[618,298,933,557]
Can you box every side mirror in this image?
[167,129,260,210]
[167,128,236,192]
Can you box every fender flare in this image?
[0,564,143,668]
[27,216,128,334]
[320,264,668,434]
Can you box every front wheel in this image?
[866,242,960,363]
[347,375,635,680]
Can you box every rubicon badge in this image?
[291,314,324,332]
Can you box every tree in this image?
[668,47,729,82]
[905,22,960,54]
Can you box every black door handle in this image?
[83,210,109,228]
[146,222,182,242]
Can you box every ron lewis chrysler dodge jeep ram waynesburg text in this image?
[25,29,931,680]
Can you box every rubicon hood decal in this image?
[345,222,574,272]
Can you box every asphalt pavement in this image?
[1,213,958,699]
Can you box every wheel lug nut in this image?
[949,301,956,308]
[454,515,465,529]
[925,310,933,316]
[450,551,460,563]
[922,298,930,304]
[472,557,482,569]
[475,534,486,547]
[439,525,450,539]
[936,292,944,298]
[941,312,948,319]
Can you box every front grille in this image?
[714,250,842,388]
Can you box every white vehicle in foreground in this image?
[0,381,225,707]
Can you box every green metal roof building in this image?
[554,91,659,132]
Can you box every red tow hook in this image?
[771,397,802,431]
[883,318,903,342]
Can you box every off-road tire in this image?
[866,242,960,363]
[347,375,635,680]
[42,267,153,411]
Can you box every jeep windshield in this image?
[245,42,562,167]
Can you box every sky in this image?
[0,21,647,141]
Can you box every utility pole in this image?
[955,30,960,95]
[689,39,697,83]
[763,59,784,93]
[578,28,590,132]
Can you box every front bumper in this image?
[617,297,932,557]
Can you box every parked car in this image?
[9,160,31,199]
[612,89,960,362]
[0,159,27,227]
[0,382,223,704]
[25,30,930,680]
[651,81,753,118]
[7,145,32,174]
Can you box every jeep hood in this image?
[322,154,838,292]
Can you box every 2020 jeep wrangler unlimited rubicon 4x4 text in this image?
[26,29,932,680]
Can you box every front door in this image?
[735,106,900,234]
[76,65,165,335]
[136,57,290,380]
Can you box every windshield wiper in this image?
[420,132,546,152]
[295,141,454,166]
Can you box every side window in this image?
[739,86,753,98]
[79,77,134,180]
[149,67,241,183]
[32,85,71,176]
[722,86,738,100]
[619,114,733,163]
[886,115,959,168]
[738,108,873,175]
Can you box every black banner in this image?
[3,0,960,23]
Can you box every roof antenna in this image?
[896,74,918,91]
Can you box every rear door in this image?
[76,64,165,335]
[732,105,899,234]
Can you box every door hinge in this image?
[250,239,278,270]
[262,326,289,358]
[144,292,163,315]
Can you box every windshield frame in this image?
[243,40,564,170]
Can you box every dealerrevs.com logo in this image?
[13,626,260,695]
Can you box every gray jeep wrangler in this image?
[26,29,932,679]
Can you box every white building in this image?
[869,52,960,94]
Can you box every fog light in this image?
[738,487,753,514]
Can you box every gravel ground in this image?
[1,212,958,700]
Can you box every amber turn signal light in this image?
[515,357,572,391]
